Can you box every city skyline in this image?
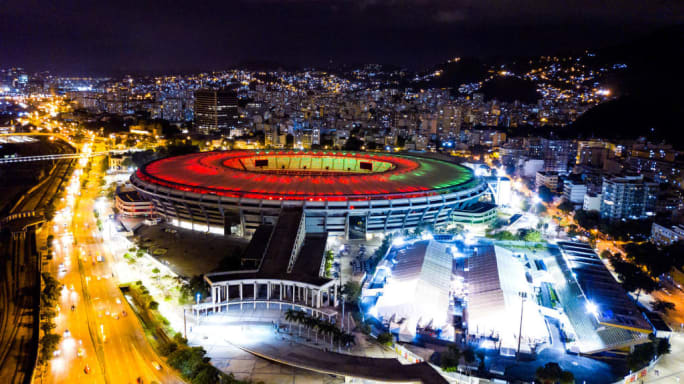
[2,2,684,384]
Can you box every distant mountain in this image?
[428,57,488,88]
[480,77,539,103]
[569,24,684,147]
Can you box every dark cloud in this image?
[0,0,681,74]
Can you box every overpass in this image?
[0,132,140,164]
[0,132,74,145]
[0,151,113,163]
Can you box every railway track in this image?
[13,158,75,214]
[0,139,78,383]
[0,231,36,384]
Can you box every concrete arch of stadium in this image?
[130,175,490,238]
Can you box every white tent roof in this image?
[466,245,548,349]
[376,240,452,329]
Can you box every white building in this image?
[651,223,684,246]
[583,193,602,212]
[563,180,587,205]
[535,171,559,191]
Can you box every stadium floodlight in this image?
[392,237,405,247]
[586,301,599,317]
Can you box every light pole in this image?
[516,291,527,360]
[196,293,201,324]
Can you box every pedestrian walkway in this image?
[201,321,448,384]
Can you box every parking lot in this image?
[133,223,249,277]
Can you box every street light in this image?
[516,291,527,360]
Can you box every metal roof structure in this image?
[552,241,651,353]
[374,240,452,331]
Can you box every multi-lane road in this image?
[42,155,182,384]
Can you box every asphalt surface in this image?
[40,154,184,384]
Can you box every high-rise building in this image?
[194,88,238,134]
[599,175,658,221]
[541,138,576,174]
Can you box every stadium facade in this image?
[130,150,492,238]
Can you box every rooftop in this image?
[552,241,651,353]
[115,189,147,203]
[206,208,331,287]
[135,150,478,201]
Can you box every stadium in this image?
[130,150,492,238]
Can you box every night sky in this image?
[2,0,682,74]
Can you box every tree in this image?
[463,348,475,364]
[377,332,393,347]
[537,185,554,203]
[533,202,547,215]
[535,362,563,384]
[558,200,575,213]
[627,342,655,371]
[520,199,531,212]
[573,209,600,230]
[159,340,179,356]
[610,256,659,303]
[651,300,675,313]
[341,281,362,304]
[523,230,543,242]
[192,365,220,384]
[656,337,671,356]
[285,309,305,336]
[38,334,61,364]
[560,370,575,384]
[624,242,669,277]
[440,346,461,372]
[462,347,476,374]
[180,275,209,304]
[41,272,61,307]
[340,332,356,350]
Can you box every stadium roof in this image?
[466,245,548,348]
[551,242,651,353]
[135,150,478,201]
[205,208,331,287]
[375,240,452,330]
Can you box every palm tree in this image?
[319,321,336,348]
[304,316,315,340]
[284,309,296,334]
[331,327,342,351]
[340,333,355,351]
[294,310,304,337]
[313,318,322,344]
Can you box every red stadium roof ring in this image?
[134,150,479,201]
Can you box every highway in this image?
[42,153,183,384]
